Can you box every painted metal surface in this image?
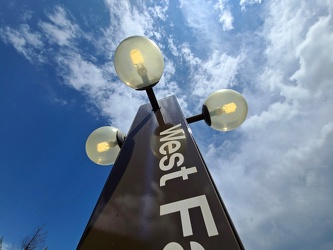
[77,95,244,250]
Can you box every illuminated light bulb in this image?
[213,102,237,116]
[130,49,144,66]
[130,48,148,81]
[97,142,110,152]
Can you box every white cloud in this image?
[21,10,34,21]
[192,50,241,97]
[155,57,191,116]
[98,86,145,131]
[46,1,174,132]
[2,241,19,250]
[167,36,179,57]
[240,0,262,11]
[56,52,107,92]
[0,1,175,134]
[179,42,201,67]
[203,0,333,249]
[39,6,79,46]
[1,27,26,51]
[54,49,145,132]
[20,24,43,48]
[290,13,333,95]
[175,41,241,112]
[0,25,44,62]
[179,0,233,49]
[148,0,169,21]
[214,0,234,31]
[102,0,155,45]
[1,2,164,133]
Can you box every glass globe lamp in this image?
[203,89,248,131]
[85,126,122,166]
[114,36,164,90]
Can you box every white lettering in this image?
[160,195,218,237]
[190,241,205,250]
[159,153,185,171]
[158,124,219,248]
[163,241,205,250]
[160,166,197,187]
[160,124,186,142]
[163,242,183,250]
[159,140,181,155]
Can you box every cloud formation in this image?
[240,0,262,10]
[39,6,79,47]
[0,24,44,62]
[205,1,333,249]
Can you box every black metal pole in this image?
[186,113,204,124]
[146,88,160,112]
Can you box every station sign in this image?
[77,96,244,250]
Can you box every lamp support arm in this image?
[186,113,204,124]
[146,88,160,112]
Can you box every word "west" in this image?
[158,124,219,250]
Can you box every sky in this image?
[0,0,333,249]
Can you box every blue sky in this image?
[1,0,333,249]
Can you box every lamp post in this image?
[78,36,247,250]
